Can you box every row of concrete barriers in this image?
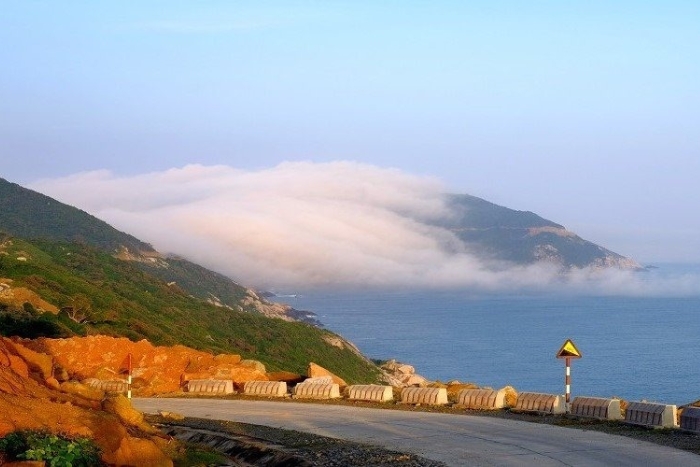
[86,377,700,433]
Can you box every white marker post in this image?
[120,353,133,399]
[127,353,132,399]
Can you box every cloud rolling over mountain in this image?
[30,161,697,294]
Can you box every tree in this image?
[64,294,93,323]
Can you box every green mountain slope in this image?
[0,177,315,321]
[0,177,153,253]
[439,194,639,269]
[0,235,379,383]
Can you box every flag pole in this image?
[127,353,132,399]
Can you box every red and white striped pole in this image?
[126,353,132,399]
[556,338,581,413]
[565,357,571,404]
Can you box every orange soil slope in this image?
[0,337,172,466]
[20,335,269,395]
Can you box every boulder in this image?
[402,374,428,386]
[213,354,242,365]
[503,386,518,408]
[379,359,431,387]
[307,362,347,387]
[4,338,53,382]
[103,395,160,436]
[102,435,173,467]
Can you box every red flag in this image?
[118,353,132,375]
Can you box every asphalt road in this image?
[134,398,699,466]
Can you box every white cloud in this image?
[30,161,700,295]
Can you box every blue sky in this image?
[2,1,699,264]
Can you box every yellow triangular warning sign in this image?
[556,339,582,359]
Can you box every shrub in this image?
[0,430,103,467]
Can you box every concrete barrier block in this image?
[293,382,340,399]
[625,401,677,428]
[456,388,507,410]
[571,397,623,420]
[186,379,235,395]
[401,387,448,406]
[514,392,566,415]
[680,406,700,433]
[243,380,288,397]
[83,378,128,394]
[348,384,394,402]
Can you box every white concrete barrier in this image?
[456,388,506,410]
[83,378,127,393]
[186,379,235,395]
[243,381,288,397]
[401,387,448,406]
[624,401,677,428]
[514,392,566,415]
[680,406,700,433]
[293,382,340,399]
[570,397,623,420]
[348,384,393,402]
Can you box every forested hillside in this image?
[0,235,380,383]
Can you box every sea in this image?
[276,263,700,405]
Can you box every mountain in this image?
[0,236,379,383]
[0,177,315,323]
[0,177,377,382]
[0,176,153,254]
[0,176,639,382]
[437,194,640,269]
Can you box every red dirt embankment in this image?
[19,335,270,395]
[0,337,172,466]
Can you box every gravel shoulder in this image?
[148,414,446,466]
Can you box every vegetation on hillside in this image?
[0,177,152,254]
[0,177,289,314]
[0,236,380,383]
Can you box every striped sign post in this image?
[556,339,582,410]
[119,353,133,399]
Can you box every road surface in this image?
[133,398,698,466]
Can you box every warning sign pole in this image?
[125,353,133,399]
[119,353,134,399]
[556,338,582,411]
[565,357,571,404]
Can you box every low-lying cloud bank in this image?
[31,162,700,296]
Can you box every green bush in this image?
[0,430,103,467]
[0,310,70,339]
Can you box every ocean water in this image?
[279,264,700,405]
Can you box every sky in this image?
[2,1,700,289]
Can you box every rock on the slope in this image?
[0,278,59,314]
[379,359,430,387]
[307,362,348,387]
